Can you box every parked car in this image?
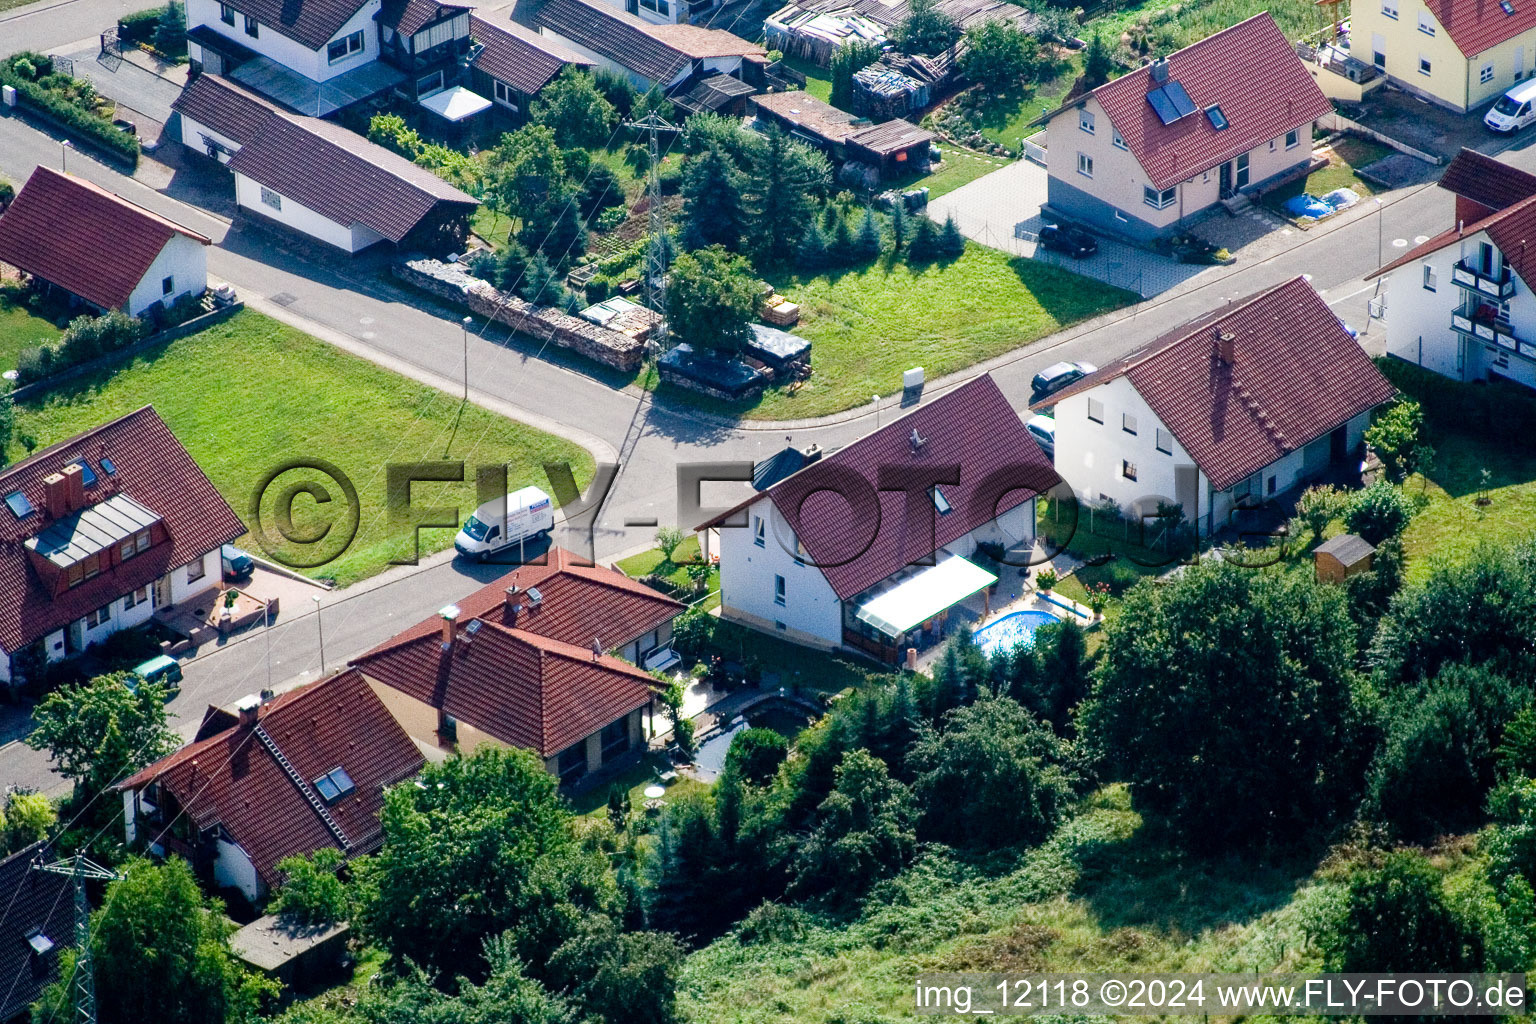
[1038,223,1098,258]
[1025,414,1056,460]
[129,655,182,698]
[1031,361,1097,404]
[1486,79,1536,133]
[221,544,254,581]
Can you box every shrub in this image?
[654,525,685,561]
[670,605,716,658]
[0,58,139,163]
[118,7,167,44]
[1344,481,1414,544]
[272,848,349,926]
[596,205,627,232]
[674,717,696,755]
[16,311,146,386]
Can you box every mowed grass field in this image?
[0,300,61,374]
[7,310,593,587]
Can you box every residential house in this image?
[698,375,1061,664]
[1042,14,1331,241]
[379,0,475,101]
[0,843,72,1022]
[749,91,935,178]
[118,669,425,902]
[1370,148,1536,390]
[469,15,593,123]
[351,547,684,787]
[172,70,278,162]
[1352,0,1536,112]
[0,167,210,319]
[1034,276,1396,537]
[523,0,764,91]
[0,407,245,689]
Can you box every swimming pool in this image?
[692,698,817,781]
[973,610,1062,657]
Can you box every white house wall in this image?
[234,172,360,251]
[187,0,382,82]
[213,837,264,901]
[169,549,221,603]
[124,234,208,317]
[716,496,844,648]
[177,112,243,163]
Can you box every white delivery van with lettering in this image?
[454,485,554,561]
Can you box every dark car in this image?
[1031,360,1097,405]
[1038,223,1098,258]
[221,543,254,581]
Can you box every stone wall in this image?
[393,258,647,372]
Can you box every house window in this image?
[312,766,355,804]
[1143,185,1176,209]
[1285,129,1300,149]
[85,605,111,630]
[187,558,206,583]
[1374,46,1387,70]
[1267,476,1277,496]
[1381,0,1397,17]
[327,29,365,63]
[1423,264,1437,291]
[600,718,630,760]
[243,13,258,36]
[161,275,174,296]
[1079,109,1095,134]
[438,710,457,741]
[557,744,586,782]
[1087,397,1104,423]
[119,529,151,561]
[1235,153,1250,188]
[1420,55,1433,75]
[417,70,444,96]
[259,186,282,211]
[774,574,786,607]
[931,486,953,515]
[1122,413,1138,435]
[639,0,671,15]
[219,3,235,24]
[1482,62,1496,83]
[1077,152,1093,178]
[1121,460,1137,481]
[1156,428,1173,454]
[1418,10,1436,33]
[752,515,765,548]
[492,80,519,111]
[1269,138,1277,152]
[1112,128,1126,150]
[123,586,149,611]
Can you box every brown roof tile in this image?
[1438,147,1536,211]
[1424,0,1536,56]
[470,16,592,95]
[0,168,210,312]
[219,0,371,51]
[171,72,275,147]
[0,842,73,1021]
[120,670,425,888]
[1035,277,1396,491]
[530,0,692,84]
[381,0,472,36]
[1087,15,1331,191]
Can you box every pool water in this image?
[973,610,1062,657]
[692,699,815,780]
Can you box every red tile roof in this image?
[1437,147,1536,211]
[470,16,592,95]
[0,167,211,312]
[702,375,1061,602]
[119,670,424,888]
[530,0,695,84]
[0,407,245,654]
[0,842,73,1021]
[1035,277,1396,491]
[1424,0,1536,56]
[352,548,681,756]
[227,111,478,243]
[1086,15,1331,191]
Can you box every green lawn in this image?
[1266,136,1394,214]
[1400,428,1536,585]
[0,300,61,373]
[780,56,834,104]
[888,147,1010,199]
[732,243,1134,419]
[615,534,719,609]
[8,310,593,587]
[971,60,1083,151]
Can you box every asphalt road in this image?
[0,0,1533,796]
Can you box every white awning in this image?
[853,555,996,638]
[420,86,492,122]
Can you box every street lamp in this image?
[60,139,71,174]
[1375,197,1386,267]
[312,594,326,676]
[461,316,473,401]
[872,394,880,429]
[264,598,274,692]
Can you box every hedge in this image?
[17,311,147,386]
[0,57,139,165]
[1375,355,1536,451]
[118,6,167,43]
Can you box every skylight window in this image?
[931,486,953,515]
[1205,103,1229,130]
[99,457,116,476]
[312,766,356,804]
[5,492,33,519]
[26,932,54,956]
[1503,0,1515,13]
[67,462,97,487]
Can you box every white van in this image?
[1486,79,1536,132]
[453,485,555,561]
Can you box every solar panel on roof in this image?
[1147,86,1180,124]
[1205,104,1228,130]
[1163,80,1197,118]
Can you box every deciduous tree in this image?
[26,672,177,801]
[665,246,759,356]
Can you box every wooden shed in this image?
[1314,533,1375,584]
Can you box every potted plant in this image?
[686,561,711,596]
[1086,582,1110,622]
[1035,568,1058,594]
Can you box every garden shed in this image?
[1314,533,1375,584]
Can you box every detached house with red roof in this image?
[1034,277,1396,537]
[118,669,425,902]
[1352,0,1536,112]
[0,407,245,690]
[351,548,683,787]
[1042,14,1330,242]
[698,375,1061,664]
[1370,148,1536,390]
[0,167,210,320]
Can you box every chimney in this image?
[439,604,460,646]
[1151,57,1169,83]
[1217,331,1236,365]
[61,463,84,511]
[590,637,602,661]
[504,586,521,622]
[803,443,822,464]
[42,474,68,518]
[235,694,261,728]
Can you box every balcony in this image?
[1452,306,1520,351]
[1451,260,1516,300]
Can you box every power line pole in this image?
[35,852,119,1024]
[625,110,680,351]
